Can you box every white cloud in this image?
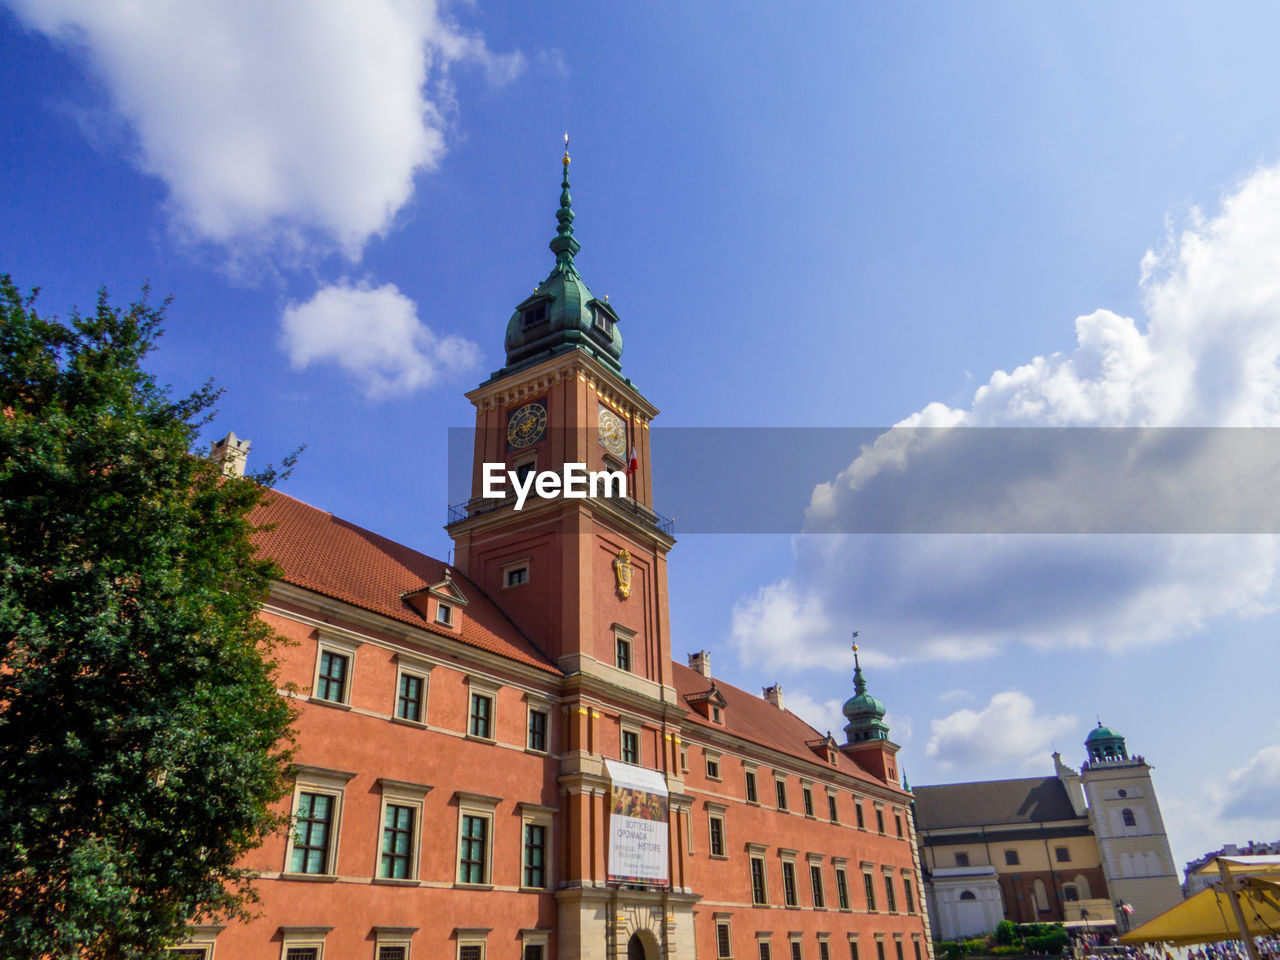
[731,162,1280,666]
[785,689,846,739]
[925,691,1075,770]
[939,689,974,704]
[1220,745,1280,821]
[11,0,521,258]
[281,279,478,398]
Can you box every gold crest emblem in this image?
[613,549,633,599]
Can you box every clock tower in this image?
[447,142,695,960]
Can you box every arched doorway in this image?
[628,932,648,960]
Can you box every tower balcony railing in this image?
[1081,755,1145,771]
[446,494,674,536]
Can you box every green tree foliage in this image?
[0,275,295,958]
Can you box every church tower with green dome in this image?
[1078,720,1181,928]
[838,639,902,784]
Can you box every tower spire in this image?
[852,631,867,696]
[550,132,581,271]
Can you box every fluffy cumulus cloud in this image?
[784,689,847,740]
[732,163,1280,669]
[925,691,1075,771]
[10,0,521,257]
[1220,745,1280,820]
[281,280,479,398]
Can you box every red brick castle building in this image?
[187,148,932,960]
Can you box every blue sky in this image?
[5,1,1280,873]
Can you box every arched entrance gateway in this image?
[628,932,650,960]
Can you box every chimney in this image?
[688,650,712,678]
[210,431,251,478]
[763,684,783,710]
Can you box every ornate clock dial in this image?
[597,406,627,459]
[507,402,547,448]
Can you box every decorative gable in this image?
[806,732,841,765]
[683,683,729,724]
[402,568,470,633]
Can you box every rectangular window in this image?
[875,806,885,834]
[616,635,632,671]
[1055,846,1070,862]
[759,943,772,960]
[1004,849,1019,866]
[895,943,904,960]
[820,943,831,960]
[709,813,726,857]
[706,756,721,779]
[459,814,489,884]
[904,876,916,913]
[783,860,798,907]
[850,942,860,960]
[775,778,788,810]
[436,601,454,625]
[913,943,922,960]
[469,693,492,739]
[459,947,483,960]
[854,799,865,829]
[524,947,545,960]
[803,786,814,817]
[316,650,349,703]
[750,856,768,905]
[894,812,903,837]
[397,672,424,722]
[791,941,803,960]
[717,922,732,959]
[622,729,639,764]
[290,792,333,874]
[506,565,528,587]
[745,771,758,803]
[378,948,407,960]
[286,950,319,960]
[884,874,898,913]
[528,708,548,751]
[875,943,886,960]
[380,803,415,879]
[955,852,970,867]
[828,794,839,822]
[863,872,877,912]
[524,822,547,888]
[835,867,850,909]
[810,863,826,908]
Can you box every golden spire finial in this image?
[563,131,570,166]
[851,629,859,654]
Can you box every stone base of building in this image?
[556,885,699,960]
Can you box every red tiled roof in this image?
[250,490,560,675]
[670,662,891,788]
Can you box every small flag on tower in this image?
[626,446,638,476]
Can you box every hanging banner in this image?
[604,759,670,887]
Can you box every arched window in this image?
[1034,878,1049,912]
[1074,874,1092,900]
[959,890,977,901]
[1062,884,1080,902]
[1122,808,1136,827]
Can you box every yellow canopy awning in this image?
[1119,875,1280,946]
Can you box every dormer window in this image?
[593,306,612,332]
[436,602,454,626]
[523,301,548,327]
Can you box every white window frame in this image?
[168,925,223,959]
[283,766,354,878]
[392,652,432,727]
[436,600,455,626]
[311,631,361,707]
[774,774,789,811]
[715,913,734,960]
[502,558,532,589]
[519,803,555,891]
[808,854,827,909]
[801,781,815,818]
[455,928,490,960]
[744,765,759,804]
[279,926,331,960]
[614,625,636,672]
[707,803,728,859]
[525,695,552,753]
[818,937,832,960]
[705,748,723,781]
[455,792,500,887]
[465,675,499,742]
[780,849,800,908]
[748,842,770,906]
[520,930,551,960]
[833,858,851,911]
[373,926,417,960]
[376,778,431,883]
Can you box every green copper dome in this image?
[842,642,891,744]
[500,143,624,376]
[1086,723,1122,742]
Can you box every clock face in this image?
[507,402,547,448]
[597,405,627,459]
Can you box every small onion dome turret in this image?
[843,641,891,744]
